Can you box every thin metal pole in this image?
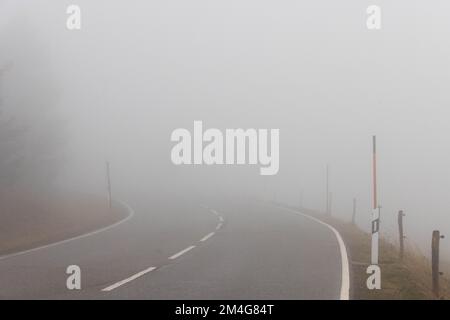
[326,164,330,215]
[106,161,112,209]
[352,198,356,224]
[299,190,303,208]
[328,192,332,216]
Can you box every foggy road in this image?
[0,200,349,300]
[4,0,450,304]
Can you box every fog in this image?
[1,0,450,259]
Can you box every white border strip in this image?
[0,199,135,261]
[102,266,156,292]
[281,207,350,300]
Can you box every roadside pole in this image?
[106,161,112,209]
[432,230,444,298]
[328,192,333,216]
[398,210,405,260]
[326,164,330,215]
[352,198,357,225]
[299,190,303,208]
[371,136,380,265]
[366,136,381,290]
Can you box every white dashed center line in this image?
[101,266,156,292]
[169,245,196,260]
[200,232,215,242]
[101,207,224,293]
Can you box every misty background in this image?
[1,0,450,258]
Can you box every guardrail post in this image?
[432,230,445,298]
[398,210,405,260]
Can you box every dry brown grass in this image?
[281,203,450,299]
[0,188,127,256]
[328,218,450,299]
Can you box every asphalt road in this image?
[0,198,349,299]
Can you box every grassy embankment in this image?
[283,204,450,299]
[0,188,127,256]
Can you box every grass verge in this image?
[0,188,128,256]
[282,203,450,299]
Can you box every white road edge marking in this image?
[280,206,350,300]
[219,216,224,222]
[0,199,135,261]
[200,232,215,242]
[169,245,196,260]
[102,266,156,292]
[216,223,222,230]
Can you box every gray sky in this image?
[1,0,450,257]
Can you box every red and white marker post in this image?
[366,135,381,289]
[371,136,380,265]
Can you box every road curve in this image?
[0,198,348,300]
